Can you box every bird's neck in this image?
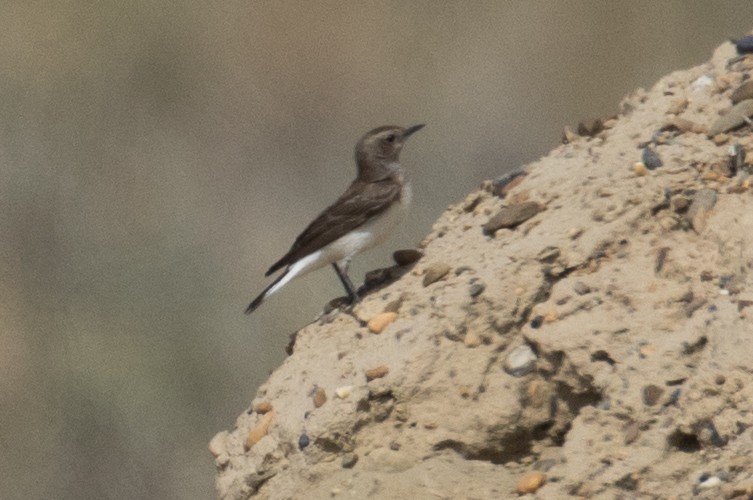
[357,159,404,183]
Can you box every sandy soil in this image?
[212,39,753,499]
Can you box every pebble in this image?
[698,475,722,489]
[516,471,546,494]
[254,402,273,414]
[692,74,714,92]
[492,169,527,198]
[469,282,486,298]
[712,133,729,146]
[736,35,753,54]
[708,99,753,136]
[715,374,726,385]
[731,80,753,104]
[642,147,663,170]
[298,433,310,450]
[335,386,352,399]
[577,118,603,137]
[530,315,544,329]
[209,432,228,458]
[482,201,543,235]
[504,345,537,377]
[245,410,276,450]
[642,384,664,406]
[562,125,578,144]
[463,331,481,348]
[367,312,398,333]
[365,365,389,381]
[623,422,640,445]
[660,117,706,134]
[573,281,591,295]
[393,249,422,266]
[686,188,717,233]
[727,144,744,176]
[422,263,451,287]
[341,453,359,469]
[537,246,560,262]
[666,97,688,115]
[633,162,649,176]
[699,421,725,447]
[313,387,327,408]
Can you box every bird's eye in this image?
[385,134,396,143]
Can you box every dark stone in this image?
[298,433,310,450]
[642,384,664,406]
[642,147,663,170]
[469,282,486,298]
[341,453,359,469]
[736,35,753,54]
[530,315,544,329]
[483,202,543,235]
[393,248,423,266]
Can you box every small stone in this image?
[660,117,706,134]
[469,282,485,298]
[727,144,745,176]
[383,298,403,313]
[642,147,663,170]
[562,125,578,144]
[686,188,718,233]
[642,384,664,406]
[732,80,753,104]
[313,387,327,408]
[298,433,310,450]
[335,386,352,399]
[715,374,726,385]
[698,475,722,489]
[482,201,543,235]
[367,312,398,333]
[666,97,688,114]
[422,263,451,287]
[623,422,640,445]
[530,315,544,329]
[209,432,228,458]
[537,246,560,262]
[672,196,690,213]
[504,345,537,377]
[245,410,276,450]
[254,402,273,414]
[639,344,655,358]
[365,365,389,381]
[736,35,753,54]
[393,249,422,266]
[516,471,546,494]
[633,162,649,176]
[573,281,591,295]
[577,118,603,137]
[492,170,527,198]
[341,453,359,469]
[463,331,481,348]
[712,133,730,146]
[708,99,753,136]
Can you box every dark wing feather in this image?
[265,179,402,275]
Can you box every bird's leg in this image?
[332,262,359,305]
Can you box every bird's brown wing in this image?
[265,179,402,276]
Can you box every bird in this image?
[245,124,424,314]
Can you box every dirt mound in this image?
[213,39,753,499]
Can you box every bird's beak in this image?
[402,123,425,139]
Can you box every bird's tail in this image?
[245,267,294,314]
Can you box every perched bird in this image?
[245,124,424,314]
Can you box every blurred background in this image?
[2,2,752,498]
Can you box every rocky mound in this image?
[212,39,753,499]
